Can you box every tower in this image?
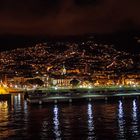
[61,64,66,75]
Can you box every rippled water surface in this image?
[0,93,140,140]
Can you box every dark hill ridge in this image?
[0,31,140,54]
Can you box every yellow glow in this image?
[0,87,8,94]
[0,101,8,109]
[67,69,80,74]
[47,66,53,71]
[0,101,15,138]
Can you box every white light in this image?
[118,100,123,118]
[18,94,21,102]
[118,100,125,138]
[132,99,138,135]
[53,105,61,138]
[87,103,95,137]
[132,100,137,119]
[3,84,7,88]
[55,87,58,90]
[88,86,92,89]
[33,85,36,88]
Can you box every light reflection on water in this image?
[0,101,8,126]
[53,105,61,139]
[87,103,95,140]
[118,100,125,139]
[0,101,15,138]
[131,99,139,137]
[0,94,140,139]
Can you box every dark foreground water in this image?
[0,94,140,140]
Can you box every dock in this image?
[27,91,140,104]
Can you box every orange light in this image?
[0,87,8,94]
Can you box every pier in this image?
[26,90,140,104]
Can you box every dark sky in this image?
[0,0,140,35]
[0,0,140,51]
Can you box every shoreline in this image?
[1,86,140,103]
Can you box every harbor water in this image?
[0,93,140,140]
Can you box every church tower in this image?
[61,64,66,75]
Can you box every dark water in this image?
[0,94,140,140]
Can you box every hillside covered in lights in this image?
[0,38,140,78]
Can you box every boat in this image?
[24,89,48,103]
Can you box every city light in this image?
[0,87,8,94]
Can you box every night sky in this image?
[0,0,140,51]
